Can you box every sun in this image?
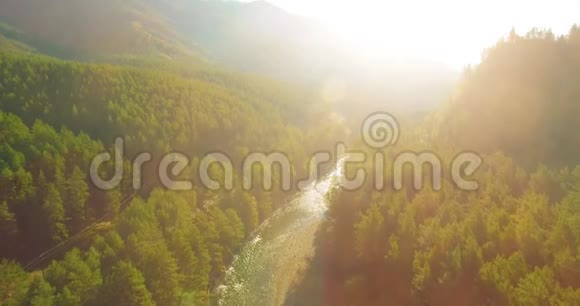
[317,1,481,68]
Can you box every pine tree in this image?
[44,248,102,306]
[240,192,259,235]
[65,166,89,232]
[42,183,68,243]
[27,276,56,306]
[0,260,31,306]
[101,261,154,306]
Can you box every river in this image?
[214,160,344,305]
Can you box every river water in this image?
[215,160,344,306]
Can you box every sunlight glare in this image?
[265,0,580,69]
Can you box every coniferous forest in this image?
[0,1,579,306]
[287,29,580,306]
[0,51,347,305]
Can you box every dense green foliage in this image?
[0,109,103,257]
[0,52,343,304]
[289,29,580,306]
[1,7,580,304]
[0,52,314,155]
[302,153,580,305]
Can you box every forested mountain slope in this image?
[433,27,580,167]
[0,33,35,54]
[0,0,455,113]
[286,28,580,306]
[0,51,345,305]
[0,0,197,59]
[0,0,331,75]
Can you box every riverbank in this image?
[270,221,320,305]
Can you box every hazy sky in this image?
[252,0,579,68]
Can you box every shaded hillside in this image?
[147,0,344,80]
[433,27,580,167]
[0,33,35,54]
[0,0,332,73]
[0,0,197,58]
